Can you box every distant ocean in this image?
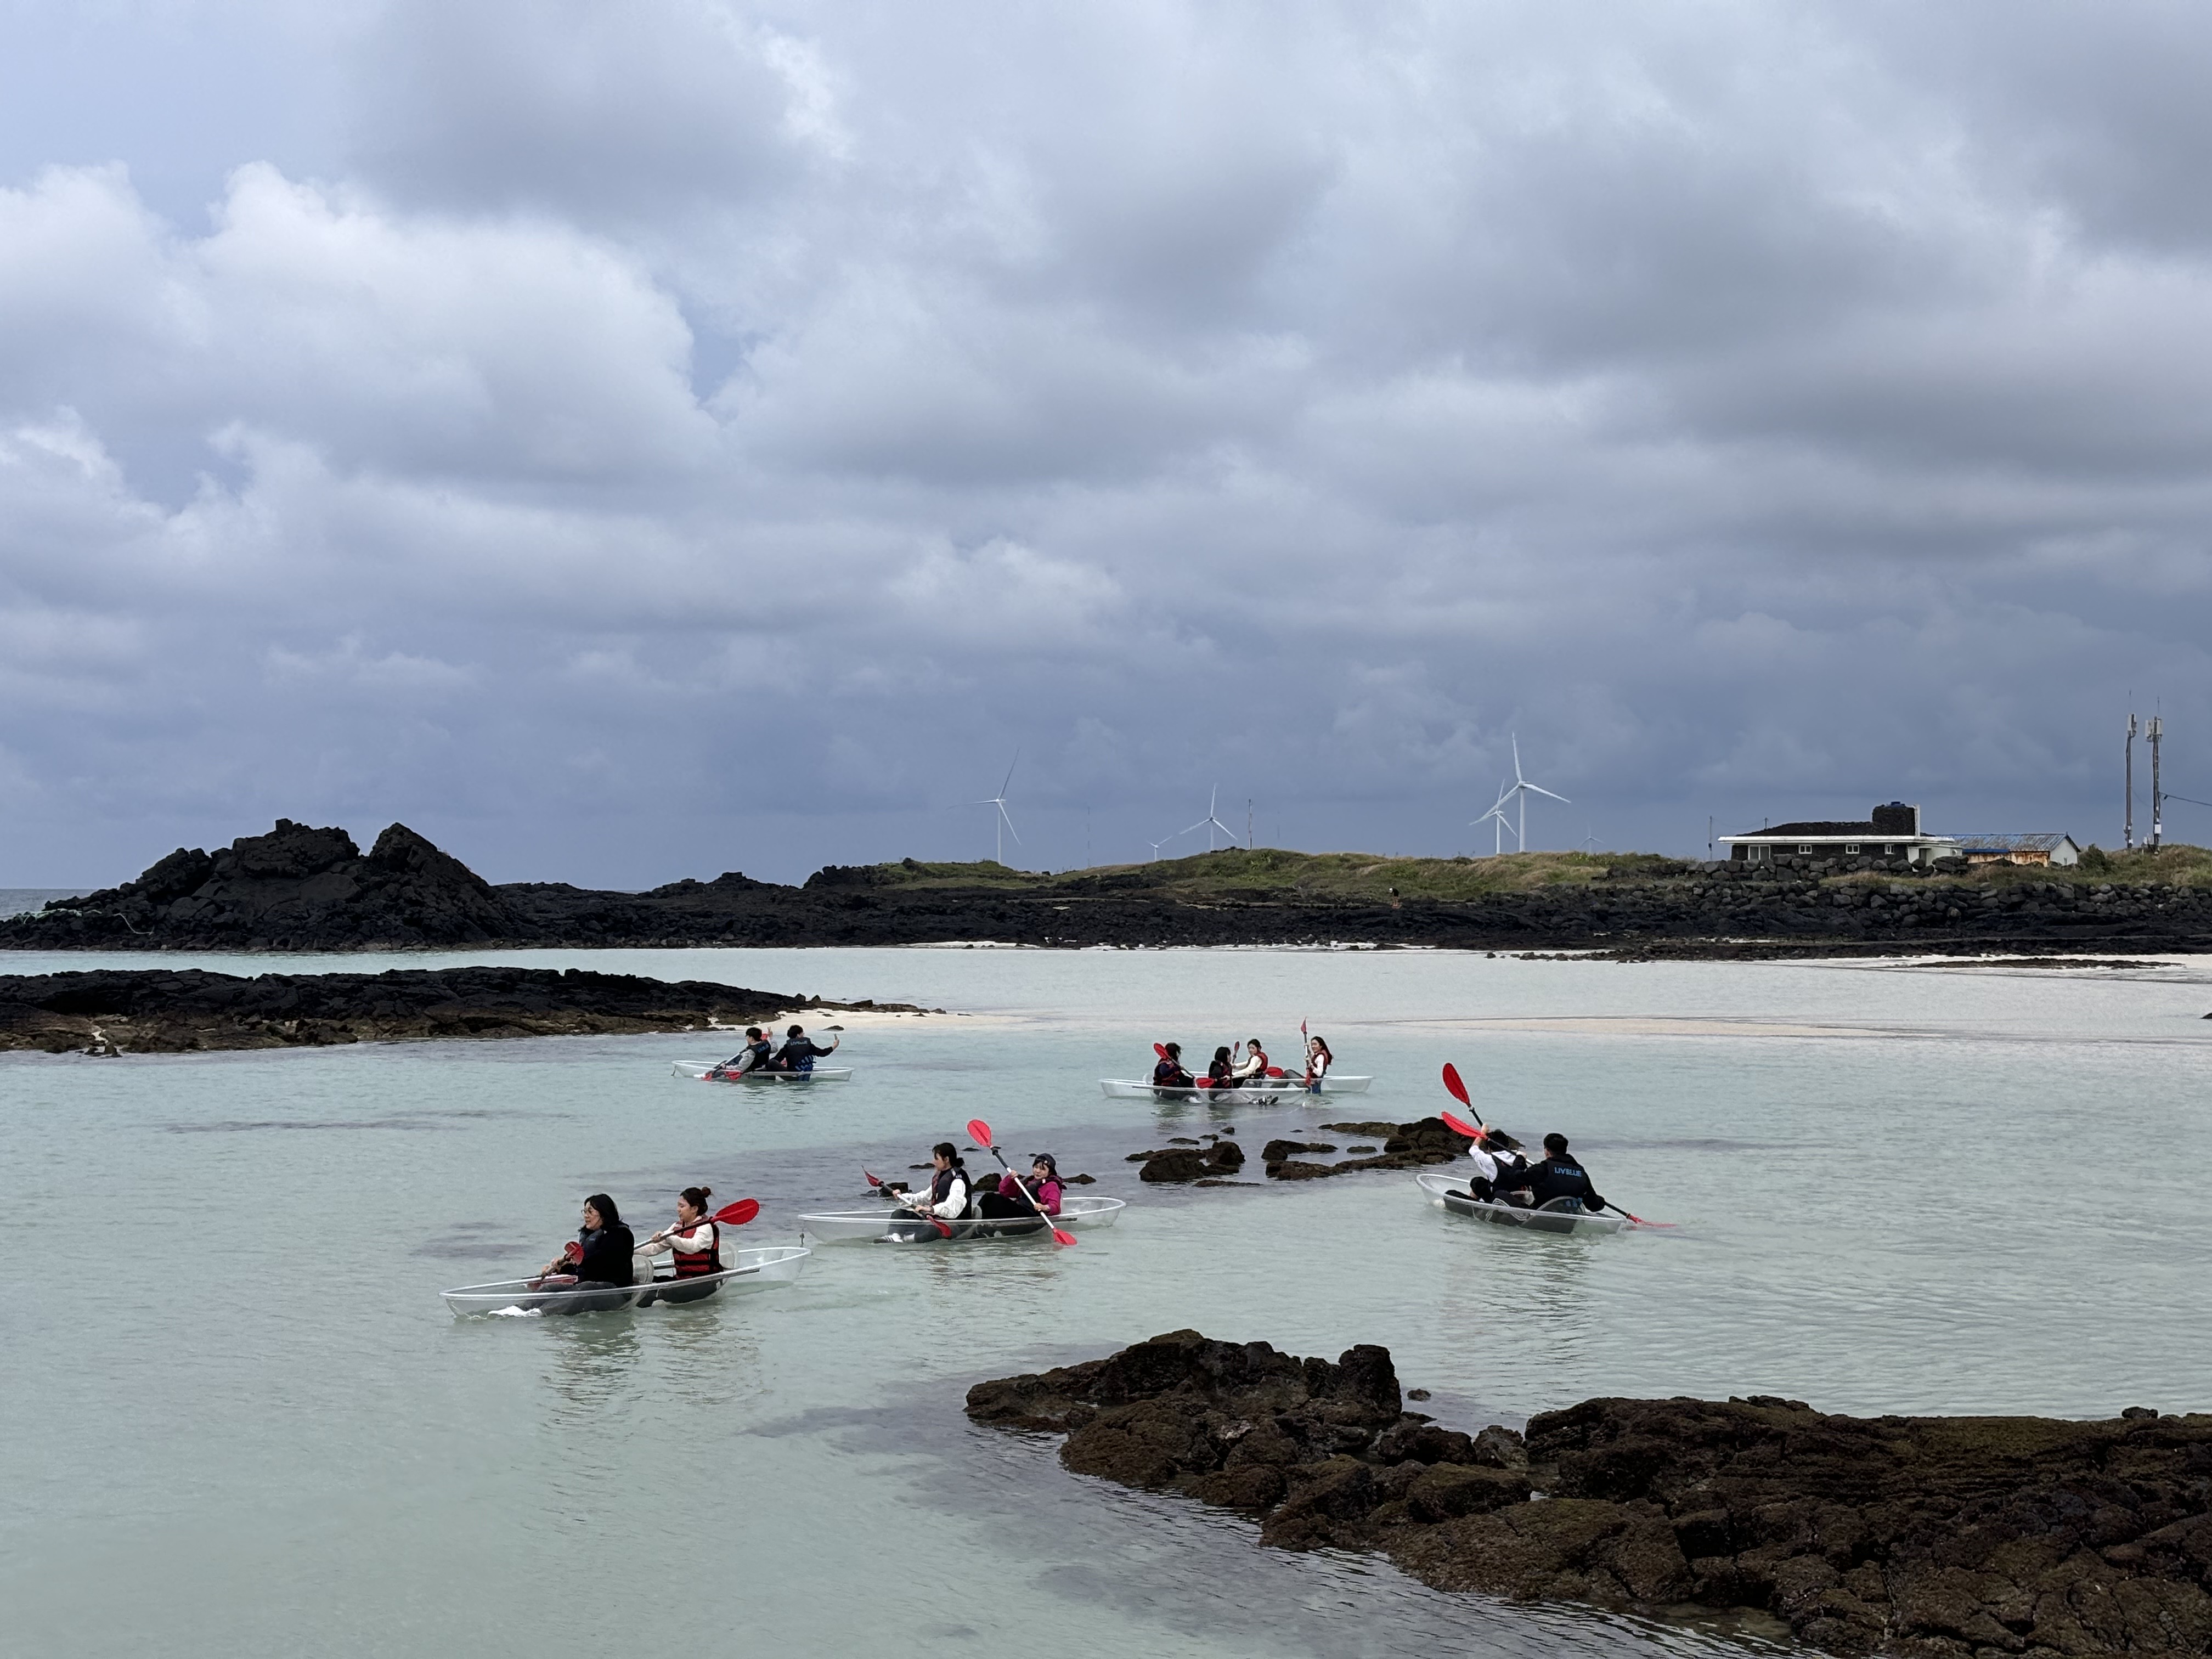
[0,889,88,918]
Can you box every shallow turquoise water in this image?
[5,946,2209,1657]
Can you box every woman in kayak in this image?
[977,1153,1063,1219]
[1206,1046,1236,1088]
[1302,1035,1334,1090]
[1460,1130,1528,1203]
[530,1194,637,1290]
[1153,1043,1194,1088]
[637,1186,724,1279]
[770,1023,840,1073]
[901,1142,973,1221]
[1229,1037,1271,1086]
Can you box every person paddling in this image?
[1302,1035,1334,1092]
[638,1186,725,1279]
[530,1194,637,1290]
[1460,1130,1529,1204]
[889,1142,972,1239]
[1153,1043,1194,1089]
[771,1023,840,1073]
[1206,1045,1236,1089]
[977,1153,1062,1220]
[1499,1133,1605,1214]
[712,1026,772,1080]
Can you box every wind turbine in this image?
[1471,782,1513,857]
[1147,834,1173,862]
[972,752,1020,865]
[1182,786,1236,852]
[1498,735,1568,852]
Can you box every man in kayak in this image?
[711,1027,772,1079]
[770,1023,840,1073]
[529,1194,637,1290]
[1496,1133,1606,1214]
[1153,1043,1194,1088]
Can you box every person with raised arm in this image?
[1229,1036,1272,1086]
[1302,1034,1334,1091]
[770,1023,840,1073]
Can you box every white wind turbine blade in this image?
[1522,783,1570,805]
[997,802,1022,844]
[999,751,1020,799]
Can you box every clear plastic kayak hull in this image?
[1414,1172,1629,1235]
[442,1244,811,1314]
[672,1061,853,1082]
[798,1194,1126,1244]
[1097,1076,1371,1100]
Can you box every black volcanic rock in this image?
[0,965,840,1053]
[969,1331,2212,1658]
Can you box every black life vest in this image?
[926,1166,971,1216]
[671,1220,723,1277]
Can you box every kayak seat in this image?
[1536,1197,1585,1214]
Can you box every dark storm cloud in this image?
[1,1,2209,884]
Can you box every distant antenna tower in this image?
[1246,799,1255,850]
[2149,713,2164,852]
[2126,710,2137,850]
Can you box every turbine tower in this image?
[1471,782,1513,856]
[1182,786,1235,852]
[1498,735,1569,852]
[972,752,1021,865]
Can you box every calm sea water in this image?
[5,945,2210,1658]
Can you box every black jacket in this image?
[573,1223,636,1286]
[1154,1059,1194,1087]
[775,1037,837,1068]
[1502,1155,1603,1211]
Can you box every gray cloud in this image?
[2,1,2210,885]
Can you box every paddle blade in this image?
[1440,1063,1471,1107]
[1051,1226,1077,1246]
[1153,1042,1168,1058]
[711,1199,760,1227]
[1266,1066,1285,1077]
[863,1169,884,1187]
[1440,1109,1484,1142]
[966,1118,995,1150]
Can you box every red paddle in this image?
[966,1118,1076,1246]
[1438,1064,1675,1229]
[642,1198,759,1249]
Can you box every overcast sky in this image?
[4,2,2210,887]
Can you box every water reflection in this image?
[541,1319,643,1425]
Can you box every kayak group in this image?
[528,1186,732,1294]
[877,1140,1064,1238]
[707,1023,840,1080]
[1153,1032,1334,1090]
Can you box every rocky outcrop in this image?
[1266,1116,1474,1180]
[1133,1139,1246,1182]
[969,1331,2212,1658]
[0,966,883,1053]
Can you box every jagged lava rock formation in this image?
[968,1330,2212,1657]
[0,965,843,1053]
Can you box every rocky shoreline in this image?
[1127,1115,1471,1184]
[0,966,920,1054]
[8,818,2212,958]
[968,1330,2212,1658]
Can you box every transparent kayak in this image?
[441,1244,811,1315]
[798,1194,1127,1244]
[1414,1172,1629,1235]
[673,1060,853,1083]
[1098,1075,1372,1100]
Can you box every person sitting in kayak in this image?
[1460,1130,1528,1204]
[1230,1037,1272,1086]
[711,1027,772,1080]
[977,1153,1063,1219]
[530,1194,637,1290]
[637,1186,724,1279]
[1302,1035,1334,1090]
[1206,1046,1235,1088]
[901,1142,973,1220]
[770,1023,839,1073]
[1499,1133,1605,1213]
[1153,1043,1194,1088]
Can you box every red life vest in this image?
[671,1221,723,1277]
